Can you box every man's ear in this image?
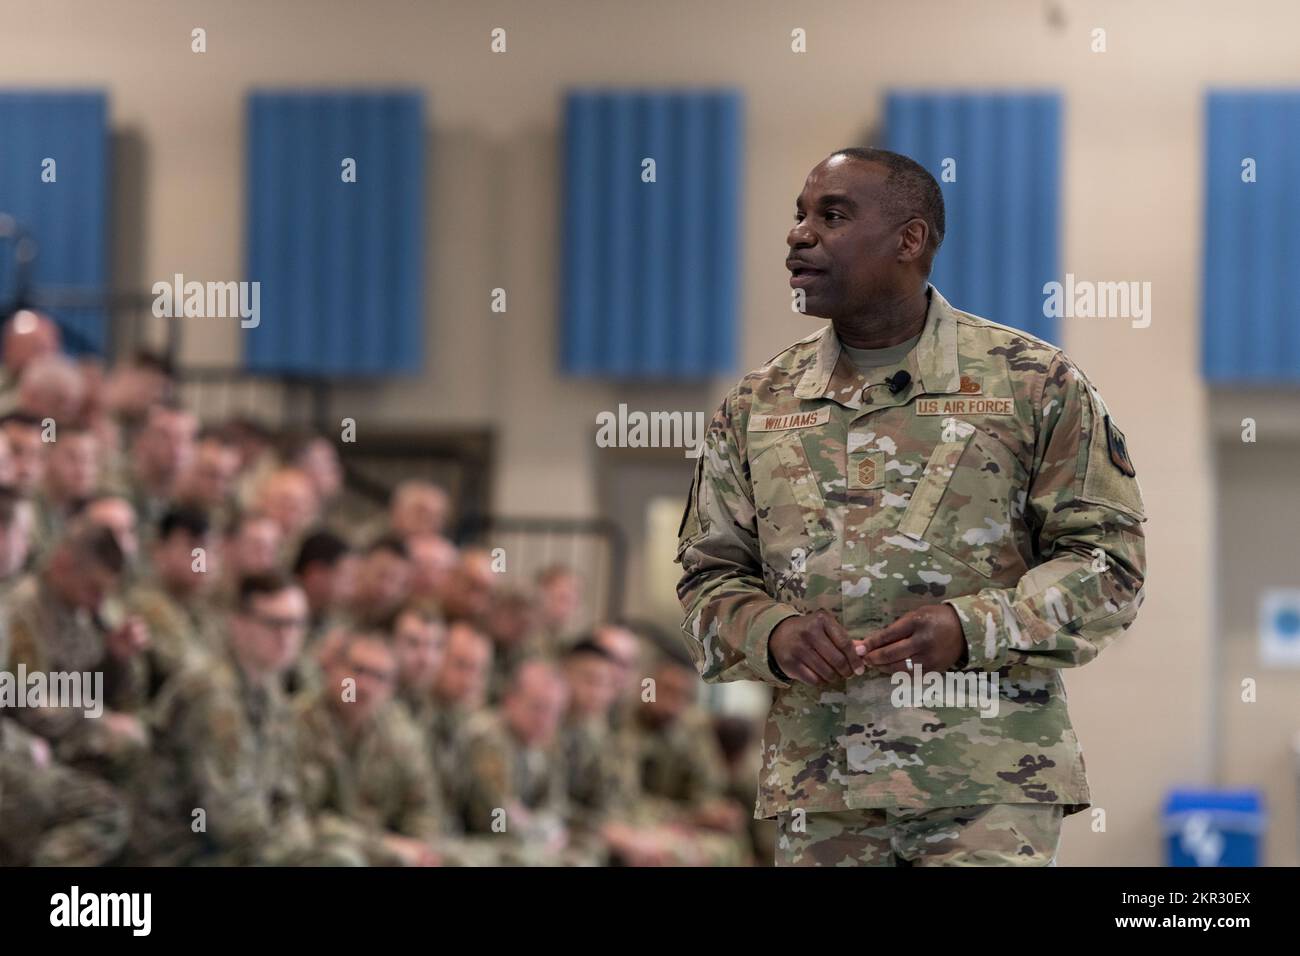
[897,218,929,264]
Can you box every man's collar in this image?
[228,642,280,707]
[793,284,963,406]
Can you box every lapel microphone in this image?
[885,370,911,394]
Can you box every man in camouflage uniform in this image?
[125,506,221,697]
[427,620,493,821]
[483,587,543,705]
[105,402,197,545]
[80,493,144,583]
[343,536,412,631]
[385,608,504,865]
[460,659,597,864]
[211,510,284,614]
[577,623,747,866]
[560,636,634,821]
[131,573,346,865]
[390,602,448,722]
[296,630,445,866]
[592,622,643,734]
[0,491,132,865]
[534,564,583,655]
[3,521,151,780]
[0,715,129,865]
[630,653,731,810]
[1,414,46,509]
[675,148,1148,866]
[621,651,749,866]
[292,529,356,651]
[284,530,357,698]
[173,426,242,535]
[30,423,100,565]
[558,632,722,866]
[0,485,34,663]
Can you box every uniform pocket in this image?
[897,432,973,540]
[674,454,707,562]
[897,425,1027,580]
[750,431,836,554]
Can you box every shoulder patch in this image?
[1104,415,1136,477]
[1079,393,1146,521]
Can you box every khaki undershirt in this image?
[838,329,923,371]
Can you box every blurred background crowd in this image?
[0,318,773,866]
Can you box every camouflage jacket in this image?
[422,697,474,830]
[626,708,727,814]
[460,709,569,843]
[134,645,315,865]
[560,715,638,820]
[125,583,219,702]
[675,286,1148,818]
[2,574,146,762]
[295,692,445,858]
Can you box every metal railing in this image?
[456,515,627,625]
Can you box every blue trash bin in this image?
[1162,789,1265,866]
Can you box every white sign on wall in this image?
[1259,590,1300,668]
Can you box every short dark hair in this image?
[366,534,409,560]
[0,411,43,431]
[564,637,615,663]
[653,645,696,674]
[293,529,351,574]
[278,429,330,464]
[225,416,273,444]
[238,571,297,611]
[62,521,125,575]
[143,397,191,418]
[129,349,175,378]
[196,423,240,446]
[159,506,210,541]
[830,147,946,270]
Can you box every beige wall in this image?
[5,0,1298,864]
[1214,436,1300,866]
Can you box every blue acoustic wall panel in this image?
[561,90,743,379]
[245,91,424,375]
[1203,91,1300,384]
[885,91,1062,343]
[0,91,109,355]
